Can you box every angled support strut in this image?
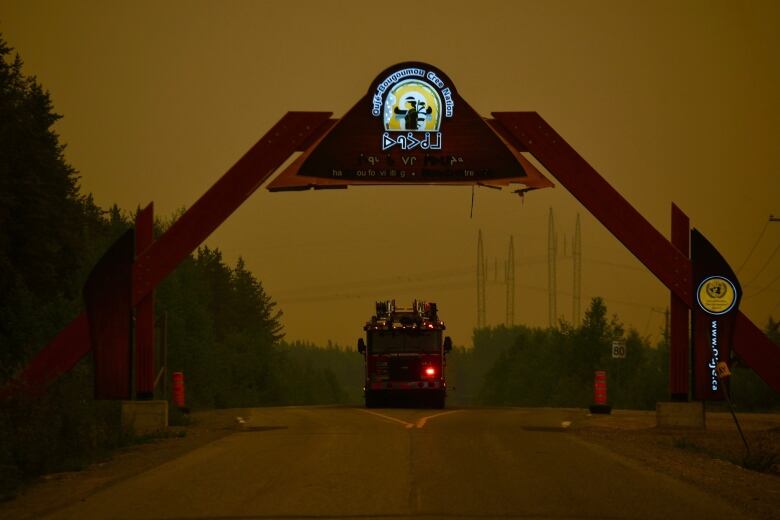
[492,111,780,396]
[1,112,333,399]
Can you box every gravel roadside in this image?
[572,409,780,520]
[0,408,245,520]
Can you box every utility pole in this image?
[548,208,557,327]
[477,230,486,329]
[506,235,515,326]
[573,214,582,327]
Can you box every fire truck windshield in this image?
[369,329,441,353]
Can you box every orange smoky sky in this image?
[1,0,779,348]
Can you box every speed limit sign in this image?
[612,340,626,359]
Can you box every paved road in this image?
[44,406,750,519]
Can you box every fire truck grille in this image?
[388,358,421,381]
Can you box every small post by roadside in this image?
[589,370,612,414]
[716,361,749,455]
[172,371,186,411]
[153,312,168,401]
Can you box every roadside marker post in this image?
[172,371,186,410]
[589,370,612,414]
[717,362,750,455]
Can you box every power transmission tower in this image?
[506,235,515,326]
[573,213,582,327]
[477,229,486,328]
[548,208,558,327]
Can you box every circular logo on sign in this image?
[696,276,737,315]
[383,79,442,132]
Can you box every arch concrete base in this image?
[121,400,168,435]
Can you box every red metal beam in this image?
[492,111,780,395]
[132,111,333,305]
[670,203,690,399]
[492,112,692,304]
[734,313,780,379]
[2,112,332,400]
[134,203,155,399]
[85,228,134,400]
[0,313,90,399]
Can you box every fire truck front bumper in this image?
[368,380,443,390]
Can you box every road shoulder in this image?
[572,409,780,520]
[0,408,244,520]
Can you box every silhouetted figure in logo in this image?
[404,103,419,130]
[394,93,433,130]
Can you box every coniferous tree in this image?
[231,257,284,344]
[0,35,110,380]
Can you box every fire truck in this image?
[357,300,452,408]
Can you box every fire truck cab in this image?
[357,299,452,408]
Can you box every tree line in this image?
[447,300,780,411]
[449,298,667,408]
[155,241,360,409]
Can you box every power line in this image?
[743,239,780,287]
[737,219,770,273]
[580,257,645,272]
[273,250,672,306]
[277,280,478,304]
[266,254,635,301]
[277,265,470,297]
[274,255,662,306]
[275,263,670,312]
[746,271,780,297]
[277,280,667,316]
[548,207,557,327]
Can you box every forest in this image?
[447,302,780,411]
[1,33,778,498]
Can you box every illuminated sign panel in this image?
[267,62,554,191]
[691,231,741,400]
[374,68,449,151]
